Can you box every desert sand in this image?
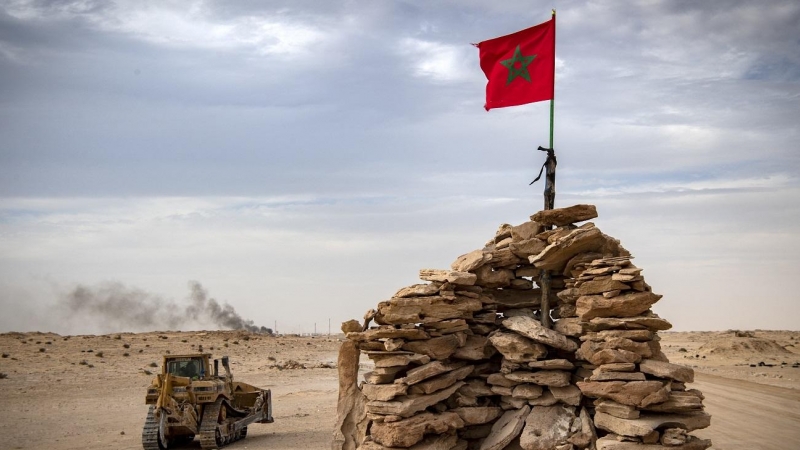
[0,329,798,450]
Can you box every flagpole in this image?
[539,9,557,329]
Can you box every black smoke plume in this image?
[63,281,271,333]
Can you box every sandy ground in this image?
[0,329,799,450]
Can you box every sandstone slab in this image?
[453,335,496,361]
[502,316,578,352]
[362,383,408,401]
[595,399,639,419]
[395,283,442,298]
[410,365,474,395]
[593,411,711,437]
[505,370,571,387]
[489,331,548,363]
[576,291,662,321]
[577,279,630,296]
[420,269,477,285]
[577,380,670,408]
[402,335,463,360]
[451,406,503,426]
[511,383,544,400]
[585,314,672,331]
[550,384,582,406]
[370,412,464,448]
[529,227,607,272]
[451,250,492,272]
[639,359,694,383]
[596,436,712,450]
[478,405,531,450]
[530,204,598,226]
[397,360,466,386]
[377,296,483,325]
[519,404,578,450]
[366,381,465,417]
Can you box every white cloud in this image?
[397,38,473,82]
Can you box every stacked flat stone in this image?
[566,257,711,450]
[335,204,711,450]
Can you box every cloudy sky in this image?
[1,0,798,334]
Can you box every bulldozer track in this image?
[199,399,223,449]
[142,406,162,450]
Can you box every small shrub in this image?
[79,360,88,366]
[36,341,42,344]
[267,356,276,361]
[138,349,143,353]
[114,335,122,340]
[123,353,130,357]
[45,341,52,345]
[232,341,239,345]
[148,362,158,368]
[95,351,104,358]
[165,350,170,354]
[181,339,187,343]
[39,348,46,353]
[0,373,7,379]
[224,343,229,348]
[123,343,130,349]
[87,349,94,353]
[142,370,152,375]
[678,348,687,353]
[2,353,9,358]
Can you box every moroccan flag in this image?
[477,18,555,111]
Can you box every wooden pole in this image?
[539,9,557,329]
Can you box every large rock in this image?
[530,204,598,227]
[577,339,653,364]
[502,316,578,352]
[377,296,483,325]
[489,331,548,362]
[596,436,712,450]
[403,335,463,360]
[451,250,492,272]
[366,381,465,417]
[451,406,504,426]
[420,269,477,285]
[593,411,711,437]
[370,412,464,448]
[478,405,531,450]
[585,314,672,331]
[505,370,571,387]
[576,381,670,408]
[529,227,607,272]
[519,404,578,450]
[576,292,662,321]
[639,359,694,383]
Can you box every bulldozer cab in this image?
[163,355,209,380]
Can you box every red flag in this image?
[477,18,555,111]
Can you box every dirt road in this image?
[692,373,800,450]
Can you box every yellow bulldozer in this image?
[143,353,273,449]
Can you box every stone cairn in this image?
[333,205,711,450]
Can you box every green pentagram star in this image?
[500,45,536,85]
